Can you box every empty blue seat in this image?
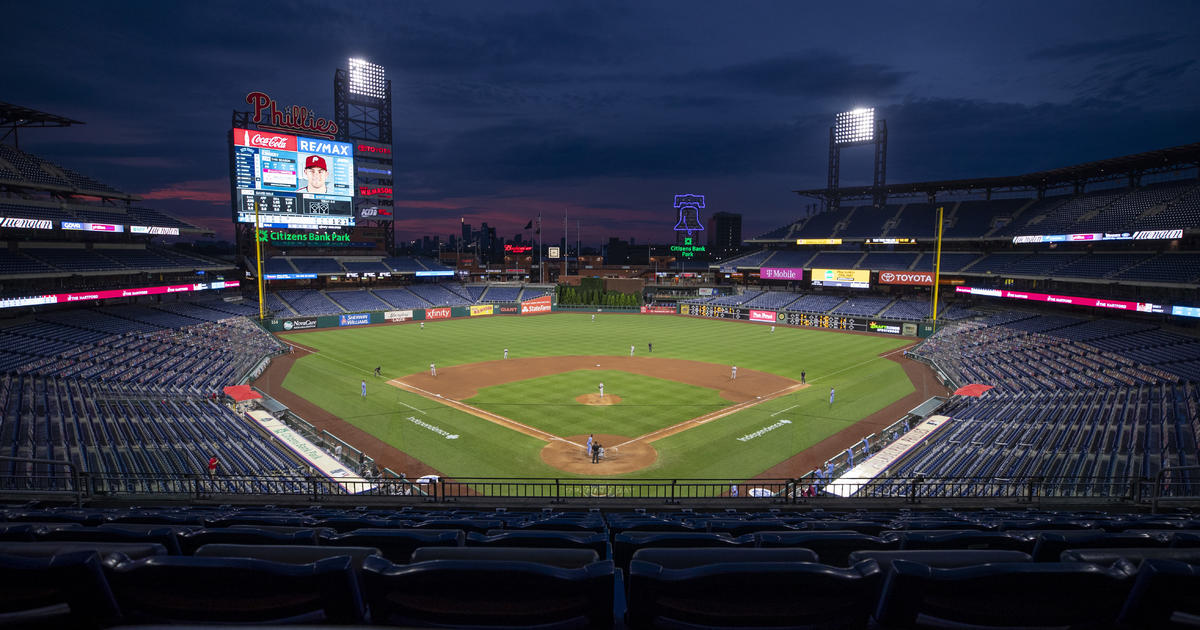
[471,529,609,557]
[632,547,819,568]
[39,525,183,555]
[362,555,614,628]
[0,550,120,628]
[755,531,899,566]
[320,528,463,563]
[875,560,1135,628]
[411,546,599,568]
[1030,531,1168,562]
[1118,559,1200,628]
[848,549,1032,570]
[614,531,753,571]
[628,557,883,629]
[108,555,365,624]
[178,526,326,555]
[897,530,1034,552]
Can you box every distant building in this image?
[707,212,742,259]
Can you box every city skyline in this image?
[3,1,1199,246]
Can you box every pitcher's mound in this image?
[576,393,621,405]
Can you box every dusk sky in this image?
[4,1,1199,246]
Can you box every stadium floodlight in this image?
[834,107,875,145]
[348,58,387,99]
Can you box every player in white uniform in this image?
[731,366,737,380]
[630,344,635,357]
[431,363,437,377]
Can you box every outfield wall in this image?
[266,297,929,337]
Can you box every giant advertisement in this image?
[233,128,355,229]
[810,268,870,289]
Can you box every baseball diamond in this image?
[256,312,940,484]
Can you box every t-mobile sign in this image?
[760,267,804,281]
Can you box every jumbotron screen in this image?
[232,128,355,229]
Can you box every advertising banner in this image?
[760,267,804,281]
[130,225,181,235]
[749,309,777,323]
[61,221,124,232]
[878,270,934,286]
[339,313,371,327]
[0,217,53,229]
[640,305,677,314]
[0,279,239,310]
[384,310,413,322]
[425,307,452,320]
[470,304,494,316]
[520,295,552,315]
[281,318,318,331]
[811,268,870,289]
[955,286,1165,314]
[867,321,902,335]
[498,304,520,314]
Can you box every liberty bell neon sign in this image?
[673,194,706,236]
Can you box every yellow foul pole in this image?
[254,199,265,321]
[931,205,944,333]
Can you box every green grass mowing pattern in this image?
[279,313,914,478]
[464,370,730,438]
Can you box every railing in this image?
[0,459,1168,505]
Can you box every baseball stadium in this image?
[2,58,1200,627]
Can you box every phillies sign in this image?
[878,271,934,286]
[246,91,338,138]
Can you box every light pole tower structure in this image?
[827,107,888,210]
[334,58,396,254]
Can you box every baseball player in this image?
[430,363,437,377]
[297,155,328,193]
[504,348,509,359]
[591,314,595,322]
[801,370,806,384]
[630,344,635,357]
[829,387,835,405]
[420,321,424,329]
[648,341,653,353]
[585,434,594,457]
[360,380,366,397]
[770,325,775,333]
[374,366,381,377]
[731,365,737,380]
[599,382,604,398]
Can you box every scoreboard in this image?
[232,129,355,229]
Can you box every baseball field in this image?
[271,312,917,480]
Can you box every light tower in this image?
[334,58,395,254]
[827,107,887,210]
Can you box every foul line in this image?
[389,379,583,449]
[771,404,798,417]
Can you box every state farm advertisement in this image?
[470,305,494,316]
[425,307,452,320]
[749,309,777,323]
[640,305,677,314]
[520,295,552,315]
[878,271,934,286]
[760,267,804,281]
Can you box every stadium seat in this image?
[755,531,899,566]
[108,555,365,624]
[0,541,167,561]
[895,529,1035,552]
[874,560,1135,628]
[613,531,753,571]
[631,546,819,568]
[194,543,382,569]
[1118,559,1200,629]
[471,529,610,557]
[362,555,614,628]
[0,550,120,629]
[847,549,1032,570]
[411,546,599,568]
[1029,531,1169,562]
[178,526,329,555]
[627,557,883,629]
[319,528,464,563]
[1058,547,1200,566]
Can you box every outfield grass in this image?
[465,370,730,438]
[279,313,915,478]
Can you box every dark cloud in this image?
[672,52,910,99]
[1029,32,1179,61]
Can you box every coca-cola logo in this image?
[250,133,288,148]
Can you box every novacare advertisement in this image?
[520,295,552,314]
[749,309,777,323]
